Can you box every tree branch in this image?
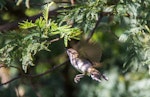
[30,1,71,6]
[0,8,57,31]
[0,60,68,86]
[0,76,21,86]
[0,7,71,32]
[85,13,103,41]
[50,38,61,43]
[24,60,68,78]
[86,12,113,41]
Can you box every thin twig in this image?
[30,1,70,6]
[0,76,21,86]
[0,7,69,32]
[50,38,60,43]
[0,7,57,31]
[24,60,68,78]
[0,5,75,32]
[86,13,103,41]
[86,12,113,41]
[0,60,68,86]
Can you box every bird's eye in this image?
[91,73,94,77]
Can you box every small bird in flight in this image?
[67,48,108,83]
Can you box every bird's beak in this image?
[66,49,71,56]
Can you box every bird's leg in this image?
[74,73,85,83]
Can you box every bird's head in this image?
[67,48,79,58]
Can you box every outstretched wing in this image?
[78,40,102,62]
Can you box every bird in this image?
[66,48,108,83]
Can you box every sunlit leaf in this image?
[19,20,36,29]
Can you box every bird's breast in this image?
[71,58,92,73]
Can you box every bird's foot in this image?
[74,74,85,83]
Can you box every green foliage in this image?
[58,0,150,72]
[19,20,36,29]
[58,0,108,33]
[0,3,81,73]
[16,0,30,8]
[0,0,6,9]
[123,30,150,72]
[0,0,150,97]
[0,30,50,73]
[77,68,150,97]
[115,1,150,72]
